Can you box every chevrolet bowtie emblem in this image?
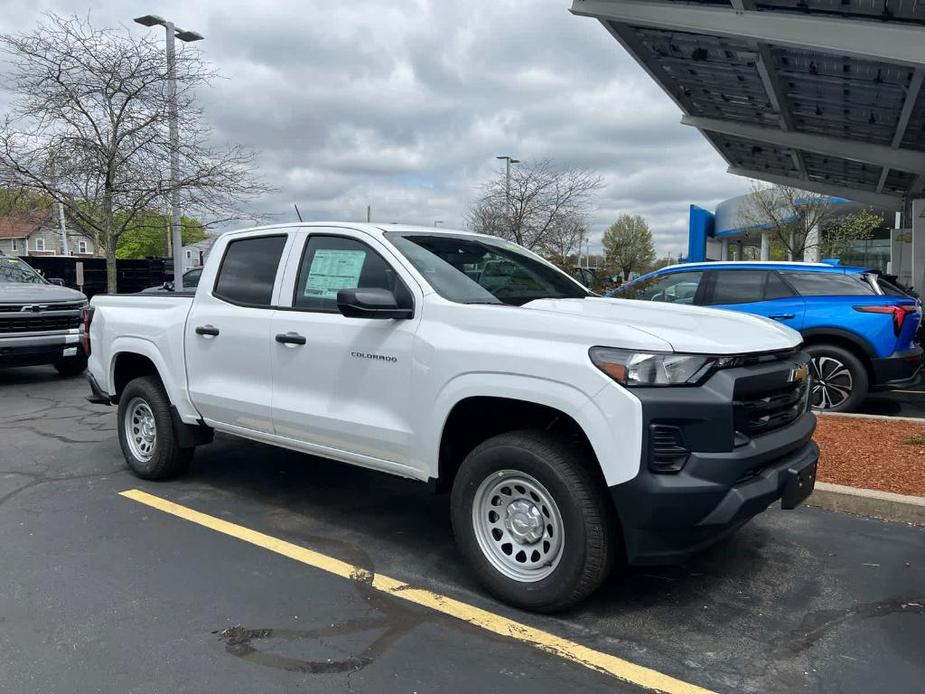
[789,363,810,383]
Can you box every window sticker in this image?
[304,249,367,299]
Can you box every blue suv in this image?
[611,262,923,411]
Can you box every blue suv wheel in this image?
[806,344,868,412]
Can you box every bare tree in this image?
[739,182,882,261]
[602,213,656,282]
[737,182,825,260]
[466,159,603,255]
[0,14,271,292]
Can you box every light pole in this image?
[496,155,519,235]
[134,15,203,290]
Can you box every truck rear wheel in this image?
[117,376,192,480]
[450,430,613,612]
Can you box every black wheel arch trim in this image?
[800,328,876,361]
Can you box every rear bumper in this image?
[0,331,82,367]
[871,346,923,389]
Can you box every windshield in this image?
[385,232,590,305]
[0,257,46,285]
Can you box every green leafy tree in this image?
[602,214,656,282]
[820,209,882,259]
[116,211,207,259]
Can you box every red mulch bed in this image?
[814,415,925,497]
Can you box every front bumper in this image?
[0,330,82,367]
[871,346,923,389]
[610,351,819,565]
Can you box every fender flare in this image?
[800,328,876,361]
[426,372,640,487]
[108,336,201,423]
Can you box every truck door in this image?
[185,233,291,433]
[269,229,423,472]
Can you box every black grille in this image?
[738,379,809,437]
[0,301,85,313]
[0,315,81,333]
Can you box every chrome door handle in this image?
[275,332,306,346]
[195,325,220,336]
[769,314,795,320]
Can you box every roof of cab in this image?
[217,222,488,241]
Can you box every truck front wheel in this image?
[117,376,192,480]
[451,430,614,612]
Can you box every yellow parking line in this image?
[120,488,713,694]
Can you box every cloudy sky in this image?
[0,0,752,256]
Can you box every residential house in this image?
[181,237,216,273]
[0,208,100,257]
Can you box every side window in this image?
[293,235,407,312]
[213,235,287,307]
[707,270,794,305]
[622,271,703,304]
[781,271,875,297]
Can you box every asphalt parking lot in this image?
[1,367,923,694]
[856,378,925,418]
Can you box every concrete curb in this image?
[807,481,925,526]
[816,411,925,424]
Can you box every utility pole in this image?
[367,205,371,223]
[134,15,203,289]
[496,155,520,236]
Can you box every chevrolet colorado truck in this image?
[85,224,819,611]
[0,252,88,375]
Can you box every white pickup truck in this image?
[86,223,818,611]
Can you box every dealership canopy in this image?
[570,0,925,212]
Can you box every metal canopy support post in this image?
[569,0,925,67]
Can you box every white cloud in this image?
[0,0,751,255]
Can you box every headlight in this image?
[589,347,718,387]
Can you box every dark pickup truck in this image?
[0,253,89,375]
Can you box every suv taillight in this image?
[853,304,917,336]
[80,306,94,356]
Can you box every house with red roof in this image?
[0,208,100,257]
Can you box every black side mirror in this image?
[48,278,65,286]
[336,288,413,319]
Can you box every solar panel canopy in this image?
[570,0,925,212]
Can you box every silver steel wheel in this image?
[471,470,565,583]
[124,397,157,462]
[810,355,853,410]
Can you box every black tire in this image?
[54,355,88,377]
[806,343,868,413]
[117,376,193,480]
[450,430,614,612]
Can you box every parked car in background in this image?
[0,251,89,375]
[141,267,203,293]
[610,262,923,411]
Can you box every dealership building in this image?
[571,0,925,288]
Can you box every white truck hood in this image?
[522,297,801,355]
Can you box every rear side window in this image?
[781,271,875,297]
[621,271,702,304]
[707,270,795,305]
[214,235,287,306]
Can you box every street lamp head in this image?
[510,159,520,164]
[134,15,166,27]
[175,30,205,42]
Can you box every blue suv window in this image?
[622,271,702,303]
[781,271,874,296]
[707,270,794,305]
